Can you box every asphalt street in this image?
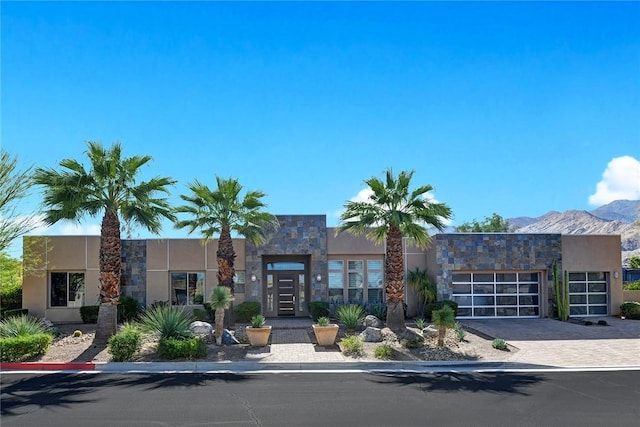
[2,371,639,426]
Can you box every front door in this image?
[277,273,296,316]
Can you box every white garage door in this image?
[568,272,608,316]
[451,272,540,318]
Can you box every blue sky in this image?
[2,1,639,254]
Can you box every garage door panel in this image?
[568,271,608,317]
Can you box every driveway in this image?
[461,317,640,368]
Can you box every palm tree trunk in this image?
[438,326,446,347]
[215,308,224,345]
[95,209,121,343]
[385,225,406,331]
[217,225,236,326]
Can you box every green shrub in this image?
[0,282,22,314]
[80,305,99,324]
[340,335,363,356]
[234,301,261,323]
[118,296,140,322]
[336,304,365,330]
[0,333,53,362]
[374,344,394,360]
[140,305,194,340]
[2,309,28,319]
[108,323,142,362]
[492,338,508,350]
[192,308,209,322]
[0,315,47,338]
[424,300,458,321]
[365,302,387,319]
[621,301,640,320]
[402,336,424,349]
[623,281,640,291]
[308,301,330,321]
[455,322,466,342]
[157,337,207,360]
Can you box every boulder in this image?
[422,325,439,338]
[222,329,240,345]
[364,315,383,328]
[359,326,383,342]
[190,321,213,337]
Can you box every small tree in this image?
[210,286,233,345]
[407,267,436,317]
[0,150,36,252]
[431,305,456,347]
[455,213,511,232]
[629,256,640,269]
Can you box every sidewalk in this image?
[2,317,639,373]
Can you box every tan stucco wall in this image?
[561,234,623,315]
[623,290,640,303]
[327,228,384,255]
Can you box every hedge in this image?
[621,301,640,320]
[308,301,330,321]
[234,301,261,323]
[0,333,53,362]
[157,337,207,360]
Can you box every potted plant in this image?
[246,314,272,347]
[312,316,339,346]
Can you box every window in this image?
[348,260,364,304]
[171,272,204,305]
[328,260,344,304]
[367,260,384,304]
[234,272,246,294]
[328,258,384,305]
[50,272,85,307]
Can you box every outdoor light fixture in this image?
[614,271,619,279]
[316,274,322,282]
[251,274,257,282]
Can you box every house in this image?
[22,215,623,323]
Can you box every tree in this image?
[210,285,233,345]
[33,142,176,342]
[175,176,279,326]
[407,267,436,317]
[628,256,640,269]
[431,305,456,347]
[338,168,452,331]
[455,213,511,232]
[0,150,36,252]
[0,252,23,313]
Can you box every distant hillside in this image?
[509,200,640,266]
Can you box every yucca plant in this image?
[140,305,193,340]
[0,315,47,338]
[432,305,456,347]
[210,286,233,344]
[336,304,365,331]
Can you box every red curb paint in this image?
[1,362,96,371]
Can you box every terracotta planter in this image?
[246,326,272,347]
[313,324,339,346]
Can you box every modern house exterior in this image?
[22,215,623,323]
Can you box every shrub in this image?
[424,300,458,321]
[414,318,426,329]
[192,308,209,322]
[340,335,363,356]
[0,282,22,314]
[308,301,330,321]
[2,309,28,319]
[80,306,99,324]
[108,323,142,362]
[621,301,640,320]
[623,281,640,291]
[0,315,47,338]
[492,338,508,350]
[157,337,207,360]
[365,302,387,319]
[336,304,365,330]
[0,333,52,362]
[374,344,394,360]
[140,305,194,340]
[118,296,140,322]
[455,322,466,342]
[250,314,266,328]
[234,302,261,323]
[402,336,424,349]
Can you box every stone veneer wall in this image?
[435,233,562,300]
[121,240,147,306]
[245,215,328,304]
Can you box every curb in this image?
[1,362,96,371]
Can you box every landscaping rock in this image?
[222,329,240,345]
[190,321,213,337]
[364,315,383,328]
[422,325,439,338]
[360,326,383,342]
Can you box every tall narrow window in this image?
[367,259,384,304]
[50,272,85,307]
[348,260,364,304]
[328,260,344,304]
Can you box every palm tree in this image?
[407,267,437,317]
[210,285,233,345]
[339,168,452,331]
[33,142,176,342]
[175,176,279,326]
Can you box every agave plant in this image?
[336,304,365,331]
[0,315,47,338]
[139,305,193,340]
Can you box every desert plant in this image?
[73,330,83,337]
[157,337,207,359]
[365,302,387,319]
[234,301,261,323]
[108,323,142,362]
[424,300,458,321]
[408,267,437,317]
[80,305,100,324]
[317,316,330,327]
[432,305,456,347]
[0,334,53,362]
[454,322,466,342]
[250,314,266,328]
[210,286,234,344]
[553,261,570,321]
[374,344,394,360]
[192,308,209,322]
[624,281,640,291]
[340,335,363,356]
[0,314,47,338]
[140,305,193,340]
[336,304,365,331]
[118,295,140,322]
[414,318,426,329]
[402,336,424,349]
[492,338,508,350]
[308,301,330,321]
[620,301,640,319]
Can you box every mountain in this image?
[508,200,640,266]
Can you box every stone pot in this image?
[246,326,272,347]
[312,324,339,346]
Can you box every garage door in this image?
[568,272,608,316]
[451,272,540,318]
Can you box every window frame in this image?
[49,271,85,308]
[170,271,205,306]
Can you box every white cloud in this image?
[589,156,640,206]
[58,223,101,235]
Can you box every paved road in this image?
[2,371,639,426]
